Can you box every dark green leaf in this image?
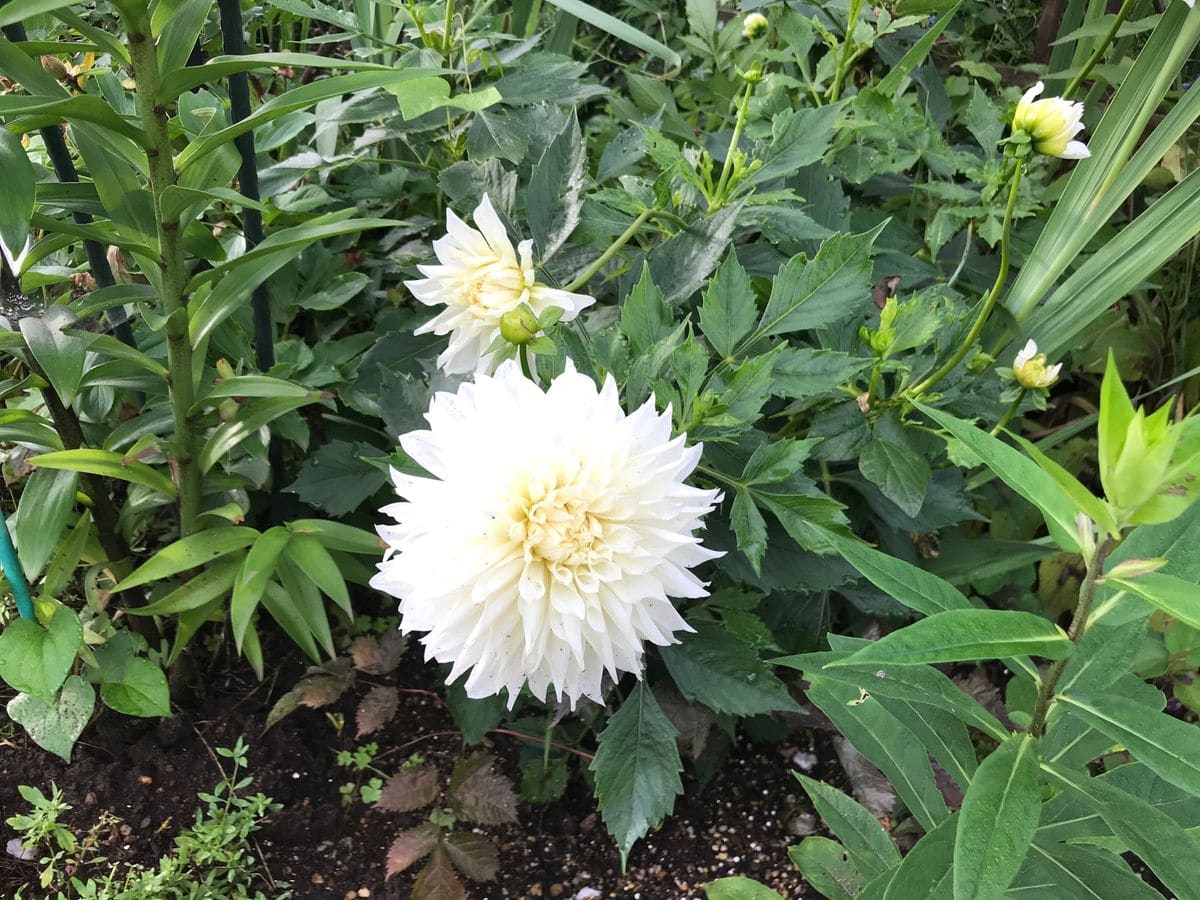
[284,440,388,517]
[525,112,585,261]
[859,438,930,517]
[648,203,744,305]
[0,125,35,258]
[660,622,800,716]
[99,658,170,718]
[698,252,758,359]
[113,527,259,591]
[619,264,673,356]
[772,348,872,400]
[788,836,866,900]
[795,773,900,877]
[953,734,1039,900]
[12,467,77,578]
[590,682,683,865]
[0,606,82,701]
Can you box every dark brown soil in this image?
[0,633,824,899]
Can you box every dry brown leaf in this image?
[376,765,440,813]
[385,823,439,878]
[350,631,408,674]
[356,685,399,738]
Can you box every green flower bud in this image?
[499,307,540,345]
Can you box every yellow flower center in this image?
[460,258,527,314]
[504,467,614,585]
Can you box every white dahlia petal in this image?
[404,196,597,375]
[371,361,722,708]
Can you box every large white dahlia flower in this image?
[405,195,595,375]
[370,361,722,707]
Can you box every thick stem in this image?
[563,207,656,293]
[909,163,1023,399]
[125,19,203,536]
[1062,0,1137,100]
[1028,536,1115,737]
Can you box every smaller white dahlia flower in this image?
[370,361,722,707]
[1012,339,1062,389]
[406,195,595,375]
[743,12,769,39]
[1012,82,1090,159]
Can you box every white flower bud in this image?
[1012,339,1062,389]
[1012,82,1090,159]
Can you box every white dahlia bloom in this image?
[370,361,722,707]
[1012,339,1062,389]
[1012,82,1090,159]
[406,195,595,375]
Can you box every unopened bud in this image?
[499,307,539,345]
[1012,339,1061,389]
[218,398,239,421]
[216,358,236,381]
[743,12,769,40]
[1104,558,1168,582]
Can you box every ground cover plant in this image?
[0,0,1198,896]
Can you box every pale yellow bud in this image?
[743,12,769,39]
[1012,339,1062,389]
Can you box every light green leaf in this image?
[31,448,178,498]
[0,606,83,701]
[880,814,957,900]
[283,534,351,617]
[542,0,681,68]
[789,836,866,900]
[1105,571,1200,631]
[0,125,35,259]
[698,252,758,360]
[199,393,323,473]
[729,490,768,574]
[915,402,1082,553]
[12,468,77,579]
[1057,692,1200,796]
[828,610,1070,667]
[953,734,1039,900]
[100,657,170,718]
[155,0,214,78]
[158,52,393,100]
[821,529,971,616]
[807,675,949,831]
[704,877,784,900]
[875,2,963,95]
[748,224,885,348]
[660,622,800,716]
[285,519,381,555]
[6,675,94,761]
[590,682,683,866]
[0,0,79,26]
[771,348,872,400]
[1014,842,1164,900]
[125,558,239,616]
[1042,762,1200,899]
[231,526,291,650]
[195,374,313,408]
[619,264,673,356]
[796,773,900,877]
[113,527,260,591]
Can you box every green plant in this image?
[8,739,285,899]
[336,741,385,806]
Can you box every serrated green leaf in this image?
[526,112,585,261]
[660,622,800,716]
[620,264,673,356]
[590,682,682,865]
[859,438,930,518]
[698,252,758,359]
[953,734,1039,900]
[729,491,769,575]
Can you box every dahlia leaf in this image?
[660,622,801,716]
[385,824,440,878]
[376,766,440,813]
[620,264,673,355]
[443,831,499,882]
[590,682,683,866]
[412,846,466,900]
[449,752,518,825]
[356,685,399,738]
[699,251,758,359]
[525,111,585,262]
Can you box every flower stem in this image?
[990,389,1026,436]
[519,343,534,381]
[828,0,865,103]
[563,207,656,293]
[1062,0,1136,100]
[125,10,203,536]
[712,74,757,205]
[1028,536,1115,737]
[909,162,1023,399]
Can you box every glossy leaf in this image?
[0,606,83,701]
[31,448,178,498]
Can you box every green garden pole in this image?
[0,510,34,620]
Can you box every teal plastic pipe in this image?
[0,510,34,619]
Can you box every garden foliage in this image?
[0,0,1199,896]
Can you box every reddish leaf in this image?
[449,753,518,825]
[385,824,439,878]
[356,685,399,738]
[444,831,499,882]
[413,847,466,900]
[264,659,354,730]
[376,765,440,813]
[350,631,407,674]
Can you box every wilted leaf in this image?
[385,823,440,878]
[264,659,355,731]
[350,631,408,674]
[413,847,466,900]
[449,753,518,825]
[443,831,499,882]
[357,685,400,738]
[376,765,441,813]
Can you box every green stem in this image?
[1062,0,1136,100]
[712,76,756,206]
[563,207,656,293]
[866,360,882,406]
[1028,536,1115,737]
[125,14,203,536]
[990,389,1026,436]
[828,0,864,103]
[909,162,1023,399]
[519,343,534,381]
